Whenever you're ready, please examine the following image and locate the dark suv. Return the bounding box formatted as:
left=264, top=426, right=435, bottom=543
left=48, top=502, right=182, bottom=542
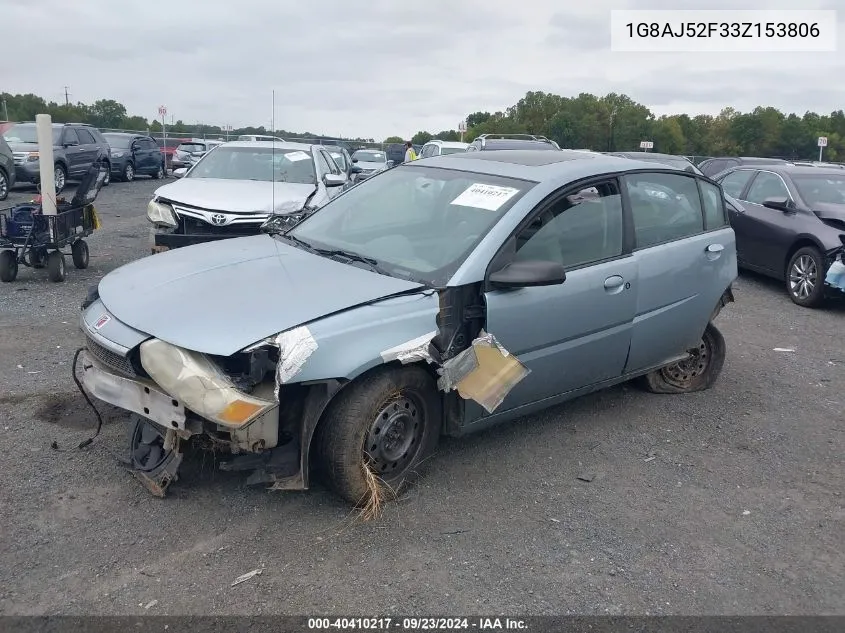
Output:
left=102, top=133, right=165, bottom=182
left=697, top=156, right=790, bottom=178
left=466, top=133, right=561, bottom=152
left=0, top=134, right=14, bottom=201
left=2, top=122, right=111, bottom=193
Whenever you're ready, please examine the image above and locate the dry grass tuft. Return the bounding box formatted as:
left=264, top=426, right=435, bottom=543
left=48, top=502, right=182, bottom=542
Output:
left=355, top=462, right=397, bottom=522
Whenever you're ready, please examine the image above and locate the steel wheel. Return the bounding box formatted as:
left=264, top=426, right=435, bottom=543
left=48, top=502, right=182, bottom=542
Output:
left=365, top=394, right=425, bottom=477
left=660, top=340, right=709, bottom=390
left=789, top=254, right=817, bottom=300
left=54, top=165, right=66, bottom=193
left=0, top=169, right=8, bottom=201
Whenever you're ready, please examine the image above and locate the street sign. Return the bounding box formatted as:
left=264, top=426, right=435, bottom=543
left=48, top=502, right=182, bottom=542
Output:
left=639, top=140, right=654, bottom=149
left=818, top=136, right=828, bottom=147
left=222, top=124, right=233, bottom=131
left=458, top=120, right=467, bottom=133
left=158, top=105, right=167, bottom=117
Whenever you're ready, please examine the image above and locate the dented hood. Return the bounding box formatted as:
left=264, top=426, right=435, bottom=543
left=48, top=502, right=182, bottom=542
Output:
left=154, top=178, right=316, bottom=213
left=97, top=235, right=424, bottom=356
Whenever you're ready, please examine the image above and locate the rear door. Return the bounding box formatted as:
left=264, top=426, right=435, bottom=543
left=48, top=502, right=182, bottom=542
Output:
left=140, top=138, right=160, bottom=173
left=61, top=128, right=85, bottom=177
left=622, top=170, right=736, bottom=373
left=74, top=128, right=99, bottom=174
left=728, top=170, right=795, bottom=275
left=484, top=179, right=638, bottom=411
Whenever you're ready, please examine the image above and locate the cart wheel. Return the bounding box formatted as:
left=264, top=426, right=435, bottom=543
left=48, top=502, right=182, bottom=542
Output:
left=0, top=250, right=18, bottom=282
left=46, top=251, right=66, bottom=282
left=71, top=240, right=90, bottom=269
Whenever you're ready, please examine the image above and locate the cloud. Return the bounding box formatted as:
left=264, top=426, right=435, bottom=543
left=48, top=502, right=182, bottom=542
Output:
left=3, top=0, right=844, bottom=139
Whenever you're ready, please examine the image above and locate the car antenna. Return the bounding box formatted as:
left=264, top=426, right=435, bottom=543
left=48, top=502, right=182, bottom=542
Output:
left=271, top=89, right=276, bottom=213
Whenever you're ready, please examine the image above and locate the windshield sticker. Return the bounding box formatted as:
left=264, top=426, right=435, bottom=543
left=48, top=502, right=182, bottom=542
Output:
left=450, top=183, right=520, bottom=211
left=285, top=151, right=311, bottom=162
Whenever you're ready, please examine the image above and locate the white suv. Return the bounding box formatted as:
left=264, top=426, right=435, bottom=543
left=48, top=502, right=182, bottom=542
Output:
left=418, top=140, right=469, bottom=158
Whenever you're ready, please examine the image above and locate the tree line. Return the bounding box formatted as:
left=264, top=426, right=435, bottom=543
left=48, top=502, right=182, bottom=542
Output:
left=3, top=91, right=843, bottom=160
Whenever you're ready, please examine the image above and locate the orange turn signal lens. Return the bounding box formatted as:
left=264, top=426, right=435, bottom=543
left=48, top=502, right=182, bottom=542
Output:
left=217, top=400, right=265, bottom=425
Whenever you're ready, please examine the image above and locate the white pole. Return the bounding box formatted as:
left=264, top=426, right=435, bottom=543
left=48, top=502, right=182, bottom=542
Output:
left=819, top=145, right=823, bottom=162
left=36, top=114, right=57, bottom=216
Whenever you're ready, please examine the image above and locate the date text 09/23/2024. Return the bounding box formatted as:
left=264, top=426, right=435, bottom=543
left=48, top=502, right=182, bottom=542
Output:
left=307, top=617, right=528, bottom=630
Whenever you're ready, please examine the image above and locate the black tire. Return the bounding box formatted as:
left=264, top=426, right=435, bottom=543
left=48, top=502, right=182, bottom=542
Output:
left=151, top=164, right=164, bottom=180
left=46, top=251, right=66, bottom=282
left=102, top=163, right=111, bottom=186
left=0, top=250, right=18, bottom=282
left=0, top=168, right=9, bottom=201
left=786, top=246, right=826, bottom=308
left=123, top=162, right=135, bottom=182
left=71, top=240, right=89, bottom=269
left=315, top=365, right=442, bottom=505
left=54, top=163, right=67, bottom=194
left=636, top=322, right=726, bottom=394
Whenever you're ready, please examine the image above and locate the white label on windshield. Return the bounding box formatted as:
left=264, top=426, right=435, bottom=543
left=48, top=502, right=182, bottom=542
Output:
left=450, top=183, right=520, bottom=211
left=285, top=151, right=310, bottom=162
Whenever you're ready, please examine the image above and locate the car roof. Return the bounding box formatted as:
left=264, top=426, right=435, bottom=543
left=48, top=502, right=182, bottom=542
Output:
left=426, top=140, right=468, bottom=148
left=104, top=132, right=142, bottom=138
left=723, top=164, right=845, bottom=176
left=216, top=140, right=313, bottom=151
left=415, top=149, right=675, bottom=181
left=612, top=151, right=691, bottom=161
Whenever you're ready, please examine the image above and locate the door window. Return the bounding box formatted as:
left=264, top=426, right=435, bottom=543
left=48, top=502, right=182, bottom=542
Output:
left=314, top=150, right=332, bottom=175
left=744, top=171, right=790, bottom=205
left=719, top=169, right=755, bottom=198
left=321, top=150, right=341, bottom=175
left=75, top=128, right=96, bottom=144
left=699, top=180, right=728, bottom=229
left=624, top=172, right=704, bottom=248
left=513, top=181, right=624, bottom=270
left=62, top=128, right=80, bottom=145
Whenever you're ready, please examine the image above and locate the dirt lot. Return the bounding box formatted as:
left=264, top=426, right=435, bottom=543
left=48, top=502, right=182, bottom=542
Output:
left=0, top=178, right=843, bottom=616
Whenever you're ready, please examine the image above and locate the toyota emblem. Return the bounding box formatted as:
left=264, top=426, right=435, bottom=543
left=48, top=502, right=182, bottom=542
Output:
left=210, top=213, right=227, bottom=226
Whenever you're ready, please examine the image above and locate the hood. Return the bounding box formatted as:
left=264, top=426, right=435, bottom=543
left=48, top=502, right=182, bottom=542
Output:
left=8, top=142, right=44, bottom=153
left=812, top=202, right=845, bottom=223
left=97, top=234, right=424, bottom=356
left=356, top=161, right=386, bottom=170
left=153, top=178, right=317, bottom=213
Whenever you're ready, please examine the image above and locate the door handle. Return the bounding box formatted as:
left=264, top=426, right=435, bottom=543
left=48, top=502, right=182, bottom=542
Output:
left=706, top=244, right=724, bottom=253
left=604, top=275, right=625, bottom=290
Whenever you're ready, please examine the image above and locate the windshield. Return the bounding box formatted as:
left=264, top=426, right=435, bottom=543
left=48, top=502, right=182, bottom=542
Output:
left=352, top=150, right=386, bottom=163
left=287, top=165, right=534, bottom=285
left=187, top=146, right=316, bottom=183
left=103, top=134, right=133, bottom=148
left=441, top=147, right=467, bottom=155
left=178, top=143, right=206, bottom=153
left=791, top=174, right=845, bottom=207
left=3, top=124, right=62, bottom=144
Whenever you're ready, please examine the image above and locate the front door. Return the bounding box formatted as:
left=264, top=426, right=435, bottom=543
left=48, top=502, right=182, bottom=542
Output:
left=622, top=171, right=736, bottom=373
left=484, top=179, right=637, bottom=412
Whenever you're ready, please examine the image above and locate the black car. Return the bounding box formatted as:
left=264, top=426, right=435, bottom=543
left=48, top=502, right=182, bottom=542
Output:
left=714, top=164, right=845, bottom=307
left=102, top=133, right=166, bottom=182
left=698, top=156, right=789, bottom=178
left=609, top=151, right=703, bottom=175
left=466, top=133, right=561, bottom=152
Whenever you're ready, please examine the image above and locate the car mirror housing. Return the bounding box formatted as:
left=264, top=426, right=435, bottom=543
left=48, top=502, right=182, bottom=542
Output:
left=324, top=173, right=347, bottom=187
left=172, top=168, right=187, bottom=179
left=762, top=196, right=794, bottom=212
left=489, top=260, right=567, bottom=289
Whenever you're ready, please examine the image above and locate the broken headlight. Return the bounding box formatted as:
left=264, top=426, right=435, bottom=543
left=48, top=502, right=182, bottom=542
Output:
left=139, top=339, right=276, bottom=428
left=146, top=199, right=178, bottom=228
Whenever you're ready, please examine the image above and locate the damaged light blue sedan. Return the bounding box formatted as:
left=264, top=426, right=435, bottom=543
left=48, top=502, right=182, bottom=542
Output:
left=78, top=149, right=737, bottom=505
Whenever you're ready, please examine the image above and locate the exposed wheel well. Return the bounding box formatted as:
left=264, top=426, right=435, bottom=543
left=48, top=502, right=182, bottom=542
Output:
left=784, top=239, right=822, bottom=277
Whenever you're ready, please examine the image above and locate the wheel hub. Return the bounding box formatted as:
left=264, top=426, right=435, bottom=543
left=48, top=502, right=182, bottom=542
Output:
left=365, top=396, right=422, bottom=475
left=660, top=340, right=709, bottom=389
left=789, top=255, right=817, bottom=299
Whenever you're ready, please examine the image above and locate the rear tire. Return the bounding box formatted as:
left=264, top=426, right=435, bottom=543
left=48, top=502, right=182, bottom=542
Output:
left=0, top=168, right=9, bottom=201
left=102, top=163, right=111, bottom=186
left=71, top=240, right=89, bottom=269
left=636, top=322, right=726, bottom=394
left=151, top=164, right=164, bottom=180
left=315, top=365, right=441, bottom=505
left=786, top=246, right=825, bottom=308
left=0, top=250, right=18, bottom=282
left=46, top=251, right=66, bottom=282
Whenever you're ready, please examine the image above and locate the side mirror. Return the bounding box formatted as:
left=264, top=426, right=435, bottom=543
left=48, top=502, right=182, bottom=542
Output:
left=489, top=260, right=567, bottom=288
left=762, top=197, right=794, bottom=212
left=324, top=173, right=347, bottom=187
left=172, top=168, right=187, bottom=179
left=350, top=165, right=363, bottom=174
left=387, top=160, right=395, bottom=168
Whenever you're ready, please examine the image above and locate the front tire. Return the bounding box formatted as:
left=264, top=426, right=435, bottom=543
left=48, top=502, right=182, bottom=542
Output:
left=54, top=164, right=67, bottom=194
left=786, top=246, right=825, bottom=308
left=0, top=168, right=9, bottom=201
left=315, top=365, right=441, bottom=505
left=46, top=251, right=66, bottom=282
left=123, top=162, right=135, bottom=182
left=102, top=163, right=111, bottom=186
left=637, top=322, right=726, bottom=394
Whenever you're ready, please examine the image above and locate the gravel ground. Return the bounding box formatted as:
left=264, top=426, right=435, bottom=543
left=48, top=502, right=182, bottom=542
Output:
left=0, top=178, right=843, bottom=616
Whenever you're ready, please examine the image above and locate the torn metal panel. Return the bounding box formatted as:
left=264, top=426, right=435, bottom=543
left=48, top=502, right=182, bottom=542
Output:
left=437, top=330, right=530, bottom=414
left=380, top=331, right=437, bottom=364
left=273, top=326, right=319, bottom=397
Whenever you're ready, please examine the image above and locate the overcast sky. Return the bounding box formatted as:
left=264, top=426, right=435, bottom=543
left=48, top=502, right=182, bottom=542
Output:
left=5, top=0, right=843, bottom=139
